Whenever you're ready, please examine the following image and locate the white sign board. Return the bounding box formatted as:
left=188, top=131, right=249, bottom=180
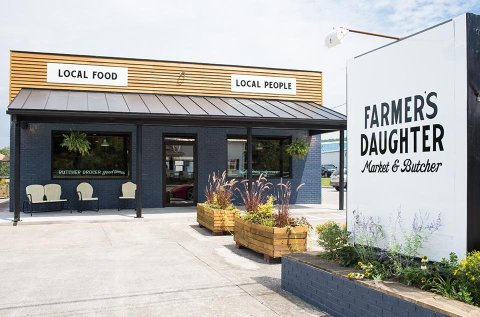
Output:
left=47, top=63, right=128, bottom=86
left=347, top=16, right=468, bottom=261
left=231, top=74, right=296, bottom=95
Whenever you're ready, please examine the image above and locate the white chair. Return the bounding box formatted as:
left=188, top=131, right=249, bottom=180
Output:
left=118, top=181, right=136, bottom=211
left=26, top=185, right=45, bottom=204
left=45, top=184, right=70, bottom=213
left=77, top=182, right=99, bottom=212
left=23, top=185, right=45, bottom=216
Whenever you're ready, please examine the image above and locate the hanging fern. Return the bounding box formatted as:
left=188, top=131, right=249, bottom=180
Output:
left=61, top=131, right=91, bottom=156
left=286, top=138, right=310, bottom=159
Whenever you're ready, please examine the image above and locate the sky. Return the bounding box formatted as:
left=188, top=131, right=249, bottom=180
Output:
left=0, top=0, right=479, bottom=147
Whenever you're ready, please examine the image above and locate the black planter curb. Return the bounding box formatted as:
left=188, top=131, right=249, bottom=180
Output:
left=281, top=253, right=480, bottom=317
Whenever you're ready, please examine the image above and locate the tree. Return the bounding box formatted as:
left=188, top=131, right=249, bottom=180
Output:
left=0, top=147, right=10, bottom=178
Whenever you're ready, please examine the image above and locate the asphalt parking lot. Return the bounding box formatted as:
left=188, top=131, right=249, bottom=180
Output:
left=0, top=192, right=344, bottom=316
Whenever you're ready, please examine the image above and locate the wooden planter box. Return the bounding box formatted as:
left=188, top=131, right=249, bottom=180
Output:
left=234, top=217, right=307, bottom=263
left=196, top=203, right=239, bottom=235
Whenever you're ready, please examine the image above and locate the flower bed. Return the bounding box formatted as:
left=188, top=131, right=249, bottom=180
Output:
left=196, top=203, right=238, bottom=234
left=313, top=213, right=480, bottom=309
left=234, top=217, right=307, bottom=262
left=282, top=253, right=480, bottom=317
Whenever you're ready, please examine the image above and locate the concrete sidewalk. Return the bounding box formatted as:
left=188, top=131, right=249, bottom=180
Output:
left=0, top=201, right=345, bottom=226
left=0, top=205, right=337, bottom=316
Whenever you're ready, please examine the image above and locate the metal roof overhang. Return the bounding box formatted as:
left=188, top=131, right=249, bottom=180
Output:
left=6, top=89, right=347, bottom=131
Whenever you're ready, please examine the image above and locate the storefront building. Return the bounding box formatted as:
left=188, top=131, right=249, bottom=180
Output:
left=6, top=51, right=346, bottom=221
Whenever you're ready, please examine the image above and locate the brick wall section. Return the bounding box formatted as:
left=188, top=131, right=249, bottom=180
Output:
left=282, top=257, right=448, bottom=317
left=10, top=122, right=137, bottom=211
left=10, top=123, right=322, bottom=211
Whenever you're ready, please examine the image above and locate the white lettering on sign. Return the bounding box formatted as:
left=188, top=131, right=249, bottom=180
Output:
left=231, top=74, right=296, bottom=95
left=47, top=63, right=128, bottom=86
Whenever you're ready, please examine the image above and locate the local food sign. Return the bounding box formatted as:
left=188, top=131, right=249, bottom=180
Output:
left=231, top=74, right=296, bottom=95
left=347, top=16, right=468, bottom=261
left=47, top=63, right=128, bottom=86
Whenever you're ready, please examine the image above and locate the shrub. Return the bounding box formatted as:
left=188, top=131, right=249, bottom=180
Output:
left=242, top=195, right=275, bottom=227
left=429, top=276, right=473, bottom=304
left=454, top=251, right=480, bottom=304
left=336, top=245, right=360, bottom=267
left=316, top=221, right=349, bottom=258
left=358, top=261, right=388, bottom=280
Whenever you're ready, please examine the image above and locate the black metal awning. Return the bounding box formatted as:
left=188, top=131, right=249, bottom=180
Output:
left=6, top=89, right=346, bottom=130
left=7, top=88, right=347, bottom=222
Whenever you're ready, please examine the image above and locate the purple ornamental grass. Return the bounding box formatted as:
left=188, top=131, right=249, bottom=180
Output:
left=236, top=174, right=272, bottom=213
left=204, top=171, right=238, bottom=208
left=275, top=180, right=304, bottom=227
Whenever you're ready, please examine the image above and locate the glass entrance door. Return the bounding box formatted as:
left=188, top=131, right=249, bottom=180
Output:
left=164, top=136, right=196, bottom=206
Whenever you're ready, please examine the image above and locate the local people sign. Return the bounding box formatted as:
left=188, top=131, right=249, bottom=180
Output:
left=347, top=15, right=470, bottom=261
left=47, top=63, right=128, bottom=86
left=231, top=74, right=296, bottom=95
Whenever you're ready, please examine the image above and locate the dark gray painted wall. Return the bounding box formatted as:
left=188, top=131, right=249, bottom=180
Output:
left=466, top=13, right=480, bottom=251
left=282, top=256, right=448, bottom=317
left=10, top=122, right=322, bottom=211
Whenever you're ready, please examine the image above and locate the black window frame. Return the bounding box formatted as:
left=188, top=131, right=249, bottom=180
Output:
left=51, top=130, right=132, bottom=180
left=226, top=135, right=292, bottom=179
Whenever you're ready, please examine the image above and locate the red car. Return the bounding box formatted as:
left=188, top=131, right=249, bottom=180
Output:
left=169, top=184, right=194, bottom=200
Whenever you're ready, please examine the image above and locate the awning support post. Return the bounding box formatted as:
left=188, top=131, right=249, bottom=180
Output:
left=13, top=116, right=21, bottom=223
left=135, top=123, right=143, bottom=218
left=247, top=126, right=253, bottom=190
left=339, top=129, right=345, bottom=210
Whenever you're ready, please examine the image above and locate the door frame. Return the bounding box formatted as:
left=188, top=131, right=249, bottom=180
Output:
left=162, top=133, right=198, bottom=207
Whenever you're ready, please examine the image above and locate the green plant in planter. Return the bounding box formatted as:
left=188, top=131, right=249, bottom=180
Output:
left=61, top=131, right=91, bottom=156
left=286, top=138, right=309, bottom=159
left=316, top=221, right=350, bottom=259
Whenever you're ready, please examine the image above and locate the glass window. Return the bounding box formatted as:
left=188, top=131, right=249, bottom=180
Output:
left=52, top=132, right=130, bottom=179
left=227, top=137, right=291, bottom=178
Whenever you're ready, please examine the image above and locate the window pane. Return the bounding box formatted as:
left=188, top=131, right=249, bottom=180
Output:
left=227, top=137, right=291, bottom=178
left=227, top=139, right=246, bottom=177
left=52, top=132, right=130, bottom=179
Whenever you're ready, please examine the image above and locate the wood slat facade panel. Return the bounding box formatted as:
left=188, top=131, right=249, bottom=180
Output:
left=9, top=51, right=323, bottom=104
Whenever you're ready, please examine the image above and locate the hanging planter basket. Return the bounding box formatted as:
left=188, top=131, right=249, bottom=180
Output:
left=61, top=131, right=91, bottom=156
left=286, top=138, right=310, bottom=159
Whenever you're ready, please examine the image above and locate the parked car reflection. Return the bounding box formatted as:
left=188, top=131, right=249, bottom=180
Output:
left=169, top=183, right=194, bottom=201
left=330, top=168, right=347, bottom=191
left=321, top=164, right=337, bottom=177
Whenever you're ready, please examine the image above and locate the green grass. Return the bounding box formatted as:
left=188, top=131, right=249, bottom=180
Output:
left=321, top=178, right=331, bottom=187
